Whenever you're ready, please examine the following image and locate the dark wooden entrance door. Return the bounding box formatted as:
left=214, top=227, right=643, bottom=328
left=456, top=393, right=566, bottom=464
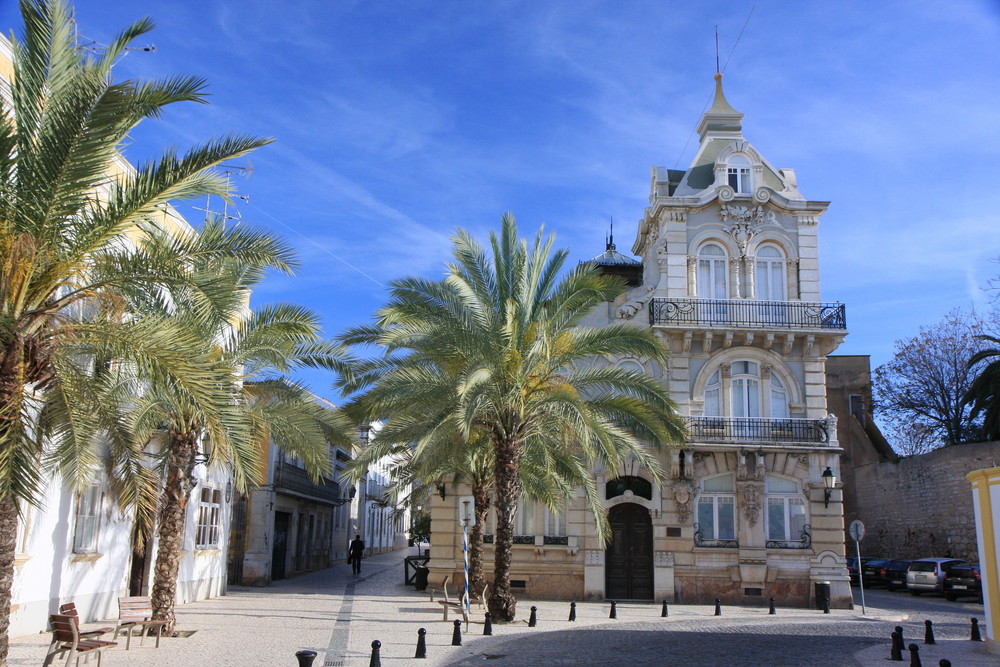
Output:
left=272, top=511, right=291, bottom=581
left=605, top=503, right=654, bottom=600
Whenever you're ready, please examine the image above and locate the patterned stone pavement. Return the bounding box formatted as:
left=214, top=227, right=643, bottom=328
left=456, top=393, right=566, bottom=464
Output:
left=8, top=546, right=995, bottom=666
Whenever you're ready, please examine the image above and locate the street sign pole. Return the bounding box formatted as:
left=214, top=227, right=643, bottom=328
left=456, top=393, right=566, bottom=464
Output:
left=849, top=520, right=866, bottom=615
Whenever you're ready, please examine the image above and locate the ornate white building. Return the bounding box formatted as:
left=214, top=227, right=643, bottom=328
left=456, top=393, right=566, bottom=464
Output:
left=428, top=74, right=851, bottom=608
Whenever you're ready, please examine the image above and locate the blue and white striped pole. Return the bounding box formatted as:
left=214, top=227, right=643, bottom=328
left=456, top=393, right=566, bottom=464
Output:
left=463, top=521, right=470, bottom=630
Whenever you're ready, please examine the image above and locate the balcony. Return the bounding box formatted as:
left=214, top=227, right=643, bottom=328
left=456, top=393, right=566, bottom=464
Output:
left=685, top=417, right=830, bottom=445
left=649, top=298, right=845, bottom=331
left=273, top=460, right=342, bottom=504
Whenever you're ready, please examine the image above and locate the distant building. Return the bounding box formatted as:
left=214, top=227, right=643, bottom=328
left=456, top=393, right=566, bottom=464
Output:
left=428, top=74, right=853, bottom=608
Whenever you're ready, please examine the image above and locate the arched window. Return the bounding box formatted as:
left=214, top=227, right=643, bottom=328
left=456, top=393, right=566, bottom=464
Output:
left=699, top=360, right=794, bottom=419
left=704, top=369, right=722, bottom=416
left=771, top=373, right=789, bottom=419
left=755, top=245, right=786, bottom=300
left=730, top=361, right=760, bottom=418
left=697, top=473, right=735, bottom=541
left=697, top=243, right=728, bottom=299
left=727, top=155, right=752, bottom=194
left=765, top=474, right=807, bottom=542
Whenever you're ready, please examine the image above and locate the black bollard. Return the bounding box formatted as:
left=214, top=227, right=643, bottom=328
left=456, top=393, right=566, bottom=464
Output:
left=483, top=612, right=493, bottom=636
left=661, top=600, right=669, bottom=618
left=528, top=606, right=537, bottom=627
left=939, top=661, right=951, bottom=667
left=890, top=631, right=903, bottom=661
left=415, top=628, right=427, bottom=659
left=452, top=619, right=463, bottom=646
left=822, top=594, right=830, bottom=614
left=971, top=617, right=983, bottom=642
left=369, top=640, right=382, bottom=667
left=609, top=600, right=617, bottom=619
left=295, top=650, right=318, bottom=667
left=924, top=620, right=935, bottom=645
left=908, top=643, right=921, bottom=667
left=568, top=601, right=576, bottom=622
left=768, top=597, right=776, bottom=615
left=896, top=625, right=905, bottom=647
left=714, top=599, right=722, bottom=616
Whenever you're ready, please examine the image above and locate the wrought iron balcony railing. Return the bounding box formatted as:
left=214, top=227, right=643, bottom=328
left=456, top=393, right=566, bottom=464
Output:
left=273, top=460, right=342, bottom=503
left=685, top=417, right=830, bottom=445
left=649, top=298, right=846, bottom=330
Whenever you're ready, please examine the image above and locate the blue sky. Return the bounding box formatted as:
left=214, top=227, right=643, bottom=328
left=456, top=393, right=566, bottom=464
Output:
left=4, top=1, right=1000, bottom=398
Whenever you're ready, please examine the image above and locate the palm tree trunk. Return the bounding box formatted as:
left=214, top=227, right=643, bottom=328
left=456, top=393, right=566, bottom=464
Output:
left=469, top=481, right=490, bottom=597
left=150, top=430, right=199, bottom=635
left=0, top=494, right=18, bottom=667
left=488, top=436, right=520, bottom=622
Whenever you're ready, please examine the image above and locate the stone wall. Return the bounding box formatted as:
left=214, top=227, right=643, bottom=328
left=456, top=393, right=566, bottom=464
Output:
left=852, top=441, right=1000, bottom=562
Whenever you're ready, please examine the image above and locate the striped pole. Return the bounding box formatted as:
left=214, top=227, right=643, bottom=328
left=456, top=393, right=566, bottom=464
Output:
left=463, top=521, right=471, bottom=630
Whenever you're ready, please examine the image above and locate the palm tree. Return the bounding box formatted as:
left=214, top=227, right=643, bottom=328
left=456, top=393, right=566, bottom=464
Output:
left=0, top=1, right=272, bottom=660
left=118, top=227, right=354, bottom=633
left=341, top=213, right=685, bottom=621
left=966, top=335, right=1000, bottom=441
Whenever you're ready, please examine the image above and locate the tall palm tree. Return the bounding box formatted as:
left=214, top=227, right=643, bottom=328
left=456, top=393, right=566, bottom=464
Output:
left=0, top=1, right=272, bottom=660
left=342, top=213, right=685, bottom=621
left=966, top=335, right=1000, bottom=441
left=119, top=226, right=354, bottom=633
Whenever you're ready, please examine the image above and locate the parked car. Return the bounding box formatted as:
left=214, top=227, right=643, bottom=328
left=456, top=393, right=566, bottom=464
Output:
left=944, top=563, right=983, bottom=603
left=860, top=559, right=890, bottom=587
left=906, top=558, right=967, bottom=595
left=846, top=557, right=876, bottom=586
left=883, top=559, right=911, bottom=591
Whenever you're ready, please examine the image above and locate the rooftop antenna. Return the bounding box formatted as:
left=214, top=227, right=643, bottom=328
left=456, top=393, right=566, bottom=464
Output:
left=194, top=161, right=253, bottom=224
left=607, top=218, right=615, bottom=251
left=715, top=25, right=720, bottom=73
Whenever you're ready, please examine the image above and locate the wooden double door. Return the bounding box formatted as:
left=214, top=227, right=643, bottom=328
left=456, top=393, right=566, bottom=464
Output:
left=605, top=503, right=654, bottom=600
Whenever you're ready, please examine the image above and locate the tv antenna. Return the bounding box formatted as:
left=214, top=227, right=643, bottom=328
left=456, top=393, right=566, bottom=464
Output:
left=193, top=161, right=254, bottom=224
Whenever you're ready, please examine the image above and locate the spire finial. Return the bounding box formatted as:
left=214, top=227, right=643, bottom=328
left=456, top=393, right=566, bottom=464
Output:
left=607, top=219, right=615, bottom=251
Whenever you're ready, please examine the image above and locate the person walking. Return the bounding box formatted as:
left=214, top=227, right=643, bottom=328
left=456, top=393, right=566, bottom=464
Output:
left=348, top=535, right=365, bottom=575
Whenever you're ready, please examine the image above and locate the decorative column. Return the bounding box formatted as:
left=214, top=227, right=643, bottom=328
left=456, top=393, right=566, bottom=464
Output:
left=745, top=254, right=756, bottom=299
left=787, top=259, right=800, bottom=300
left=687, top=256, right=697, bottom=297
left=729, top=257, right=741, bottom=299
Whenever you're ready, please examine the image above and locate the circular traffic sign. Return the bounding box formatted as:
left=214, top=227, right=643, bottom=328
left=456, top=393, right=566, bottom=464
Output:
left=848, top=519, right=865, bottom=542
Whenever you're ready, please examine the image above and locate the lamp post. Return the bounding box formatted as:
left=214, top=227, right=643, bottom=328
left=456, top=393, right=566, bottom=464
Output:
left=822, top=466, right=836, bottom=508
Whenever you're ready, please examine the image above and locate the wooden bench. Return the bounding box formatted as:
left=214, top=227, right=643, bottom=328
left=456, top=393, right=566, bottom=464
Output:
left=116, top=596, right=168, bottom=649
left=43, top=613, right=117, bottom=667
left=58, top=602, right=115, bottom=640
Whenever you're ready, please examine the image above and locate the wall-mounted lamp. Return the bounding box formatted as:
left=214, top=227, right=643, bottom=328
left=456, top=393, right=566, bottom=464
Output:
left=331, top=485, right=357, bottom=507
left=435, top=482, right=447, bottom=500
left=225, top=480, right=233, bottom=504
left=822, top=466, right=836, bottom=508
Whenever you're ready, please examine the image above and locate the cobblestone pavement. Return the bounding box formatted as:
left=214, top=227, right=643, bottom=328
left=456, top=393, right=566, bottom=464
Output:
left=7, top=547, right=995, bottom=666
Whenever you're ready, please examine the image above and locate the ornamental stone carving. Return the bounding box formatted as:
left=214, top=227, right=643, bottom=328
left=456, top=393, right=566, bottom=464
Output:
left=740, top=483, right=762, bottom=527
left=753, top=187, right=771, bottom=203
left=654, top=551, right=675, bottom=567
left=616, top=285, right=654, bottom=319
left=673, top=484, right=694, bottom=525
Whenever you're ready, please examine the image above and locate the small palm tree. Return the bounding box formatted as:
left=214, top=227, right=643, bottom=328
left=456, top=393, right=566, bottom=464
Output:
left=0, top=1, right=272, bottom=660
left=966, top=335, right=1000, bottom=441
left=342, top=213, right=685, bottom=621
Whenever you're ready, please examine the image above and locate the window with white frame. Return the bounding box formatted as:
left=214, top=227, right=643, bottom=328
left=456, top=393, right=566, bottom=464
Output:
left=515, top=497, right=535, bottom=537
left=726, top=155, right=752, bottom=194
left=697, top=474, right=735, bottom=540
left=195, top=487, right=223, bottom=549
left=731, top=361, right=761, bottom=418
left=770, top=374, right=789, bottom=419
left=702, top=360, right=790, bottom=419
left=73, top=484, right=103, bottom=553
left=766, top=474, right=806, bottom=542
left=754, top=245, right=786, bottom=300
left=544, top=504, right=567, bottom=537
left=704, top=368, right=722, bottom=417
left=697, top=243, right=729, bottom=299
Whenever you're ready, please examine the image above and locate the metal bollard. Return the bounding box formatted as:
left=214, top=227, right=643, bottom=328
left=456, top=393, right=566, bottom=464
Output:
left=369, top=640, right=382, bottom=667
left=924, top=620, right=935, bottom=645
left=971, top=617, right=983, bottom=642
left=451, top=619, right=463, bottom=646
left=661, top=600, right=668, bottom=618
left=939, top=661, right=951, bottom=667
left=896, top=626, right=905, bottom=646
left=483, top=612, right=493, bottom=636
left=768, top=597, right=776, bottom=615
left=890, top=631, right=903, bottom=661
left=528, top=606, right=537, bottom=627
left=714, top=599, right=721, bottom=616
left=609, top=600, right=617, bottom=619
left=415, top=628, right=427, bottom=659
left=822, top=594, right=830, bottom=614
left=568, top=601, right=576, bottom=622
left=295, top=650, right=318, bottom=667
left=908, top=643, right=921, bottom=667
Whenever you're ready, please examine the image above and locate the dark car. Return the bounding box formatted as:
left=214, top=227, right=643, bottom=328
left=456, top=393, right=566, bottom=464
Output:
left=944, top=563, right=983, bottom=602
left=860, top=559, right=891, bottom=587
left=883, top=559, right=911, bottom=591
left=846, top=556, right=876, bottom=586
